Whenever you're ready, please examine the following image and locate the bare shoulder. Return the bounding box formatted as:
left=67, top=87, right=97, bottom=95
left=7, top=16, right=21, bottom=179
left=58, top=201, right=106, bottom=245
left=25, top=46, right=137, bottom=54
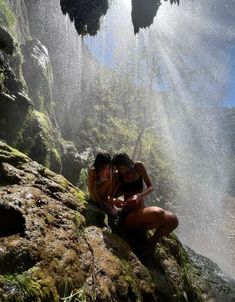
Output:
left=134, top=161, right=147, bottom=173
left=135, top=161, right=152, bottom=186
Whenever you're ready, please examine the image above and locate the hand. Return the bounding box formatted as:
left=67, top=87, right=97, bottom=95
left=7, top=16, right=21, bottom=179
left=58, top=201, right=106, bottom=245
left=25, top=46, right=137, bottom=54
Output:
left=125, top=194, right=143, bottom=210
left=108, top=196, right=125, bottom=208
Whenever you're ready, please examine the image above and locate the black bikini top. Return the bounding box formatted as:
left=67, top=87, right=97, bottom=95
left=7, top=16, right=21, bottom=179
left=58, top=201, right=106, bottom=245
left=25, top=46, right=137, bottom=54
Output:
left=120, top=173, right=143, bottom=193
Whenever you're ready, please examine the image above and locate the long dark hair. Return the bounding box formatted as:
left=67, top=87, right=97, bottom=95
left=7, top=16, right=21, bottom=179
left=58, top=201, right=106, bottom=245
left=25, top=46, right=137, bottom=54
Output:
left=93, top=152, right=111, bottom=172
left=111, top=153, right=134, bottom=168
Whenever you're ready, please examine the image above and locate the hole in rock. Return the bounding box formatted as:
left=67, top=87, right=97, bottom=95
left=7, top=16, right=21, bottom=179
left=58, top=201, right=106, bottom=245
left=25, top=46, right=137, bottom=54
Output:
left=0, top=204, right=26, bottom=237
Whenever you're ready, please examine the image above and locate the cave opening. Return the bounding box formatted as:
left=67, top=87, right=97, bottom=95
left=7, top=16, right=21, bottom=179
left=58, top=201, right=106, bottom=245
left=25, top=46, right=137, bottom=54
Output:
left=0, top=204, right=26, bottom=237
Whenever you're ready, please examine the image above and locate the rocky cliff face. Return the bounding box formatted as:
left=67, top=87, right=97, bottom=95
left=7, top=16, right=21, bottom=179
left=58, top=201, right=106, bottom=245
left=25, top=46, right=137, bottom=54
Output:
left=0, top=140, right=227, bottom=302
left=0, top=0, right=83, bottom=185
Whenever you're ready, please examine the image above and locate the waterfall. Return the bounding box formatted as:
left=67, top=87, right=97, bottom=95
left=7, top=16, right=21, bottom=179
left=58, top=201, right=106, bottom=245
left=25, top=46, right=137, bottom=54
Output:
left=7, top=0, right=234, bottom=278
left=19, top=0, right=84, bottom=133
left=84, top=0, right=235, bottom=277
left=8, top=0, right=30, bottom=43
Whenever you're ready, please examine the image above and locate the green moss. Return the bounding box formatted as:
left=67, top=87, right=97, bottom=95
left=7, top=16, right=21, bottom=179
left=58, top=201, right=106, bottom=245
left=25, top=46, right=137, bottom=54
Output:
left=50, top=147, right=62, bottom=173
left=114, top=260, right=145, bottom=302
left=34, top=111, right=61, bottom=159
left=27, top=110, right=62, bottom=170
left=165, top=236, right=210, bottom=301
left=70, top=187, right=86, bottom=205
left=13, top=106, right=34, bottom=147
left=9, top=49, right=28, bottom=91
left=73, top=212, right=86, bottom=230
left=0, top=92, right=32, bottom=147
left=0, top=267, right=59, bottom=301
left=0, top=67, right=5, bottom=92
left=34, top=111, right=50, bottom=137
left=123, top=274, right=141, bottom=301
left=52, top=174, right=70, bottom=189
left=0, top=0, right=16, bottom=32
left=181, top=263, right=208, bottom=302
left=0, top=140, right=29, bottom=165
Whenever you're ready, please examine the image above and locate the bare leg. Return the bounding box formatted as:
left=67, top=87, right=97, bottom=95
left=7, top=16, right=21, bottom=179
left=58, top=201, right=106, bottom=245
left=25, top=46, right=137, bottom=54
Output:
left=146, top=211, right=179, bottom=247
left=124, top=207, right=179, bottom=247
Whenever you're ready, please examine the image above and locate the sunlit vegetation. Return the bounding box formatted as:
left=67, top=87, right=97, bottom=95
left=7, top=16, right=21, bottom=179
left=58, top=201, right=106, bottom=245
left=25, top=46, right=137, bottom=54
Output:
left=0, top=0, right=16, bottom=31
left=61, top=65, right=175, bottom=203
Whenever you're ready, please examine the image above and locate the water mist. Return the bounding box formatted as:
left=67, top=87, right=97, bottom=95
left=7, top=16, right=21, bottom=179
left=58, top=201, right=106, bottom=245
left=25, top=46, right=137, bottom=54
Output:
left=85, top=0, right=235, bottom=278
left=14, top=0, right=234, bottom=278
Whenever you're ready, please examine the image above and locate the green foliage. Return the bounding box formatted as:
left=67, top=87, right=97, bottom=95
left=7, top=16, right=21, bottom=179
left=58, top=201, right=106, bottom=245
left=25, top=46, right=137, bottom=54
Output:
left=65, top=66, right=173, bottom=203
left=61, top=289, right=87, bottom=302
left=0, top=268, right=58, bottom=301
left=0, top=67, right=5, bottom=92
left=61, top=279, right=88, bottom=302
left=0, top=0, right=16, bottom=33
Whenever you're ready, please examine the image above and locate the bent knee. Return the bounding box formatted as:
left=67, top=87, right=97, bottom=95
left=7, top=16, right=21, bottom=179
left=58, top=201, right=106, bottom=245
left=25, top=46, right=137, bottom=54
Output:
left=150, top=207, right=166, bottom=222
left=169, top=213, right=179, bottom=229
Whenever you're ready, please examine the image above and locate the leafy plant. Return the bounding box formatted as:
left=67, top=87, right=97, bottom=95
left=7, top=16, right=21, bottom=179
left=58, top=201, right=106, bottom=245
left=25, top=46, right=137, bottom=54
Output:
left=61, top=289, right=87, bottom=302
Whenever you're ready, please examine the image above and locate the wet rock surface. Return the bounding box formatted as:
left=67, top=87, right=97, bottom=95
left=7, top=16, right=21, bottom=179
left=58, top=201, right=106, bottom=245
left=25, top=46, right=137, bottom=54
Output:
left=0, top=24, right=15, bottom=55
left=61, top=141, right=83, bottom=185
left=0, top=44, right=33, bottom=146
left=185, top=246, right=235, bottom=302
left=0, top=140, right=234, bottom=301
left=21, top=38, right=53, bottom=110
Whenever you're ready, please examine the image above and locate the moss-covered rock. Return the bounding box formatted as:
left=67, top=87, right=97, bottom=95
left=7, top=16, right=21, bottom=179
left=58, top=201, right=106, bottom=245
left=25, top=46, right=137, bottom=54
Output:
left=0, top=0, right=16, bottom=34
left=12, top=109, right=64, bottom=175
left=0, top=4, right=65, bottom=177
left=1, top=141, right=233, bottom=302
left=61, top=141, right=83, bottom=185
left=0, top=268, right=59, bottom=302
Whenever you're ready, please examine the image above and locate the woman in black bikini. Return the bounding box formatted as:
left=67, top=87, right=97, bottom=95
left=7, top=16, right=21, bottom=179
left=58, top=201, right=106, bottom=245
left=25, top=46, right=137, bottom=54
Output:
left=111, top=153, right=179, bottom=247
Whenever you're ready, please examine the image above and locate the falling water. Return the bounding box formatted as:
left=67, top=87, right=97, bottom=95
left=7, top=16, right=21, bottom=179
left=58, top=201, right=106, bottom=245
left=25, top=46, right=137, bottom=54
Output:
left=11, top=0, right=235, bottom=278
left=84, top=0, right=235, bottom=277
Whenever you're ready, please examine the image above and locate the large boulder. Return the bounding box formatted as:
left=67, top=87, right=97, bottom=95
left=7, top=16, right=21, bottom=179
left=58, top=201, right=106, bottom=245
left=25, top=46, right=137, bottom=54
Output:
left=61, top=141, right=83, bottom=185
left=1, top=140, right=232, bottom=302
left=0, top=24, right=15, bottom=55
left=0, top=50, right=33, bottom=145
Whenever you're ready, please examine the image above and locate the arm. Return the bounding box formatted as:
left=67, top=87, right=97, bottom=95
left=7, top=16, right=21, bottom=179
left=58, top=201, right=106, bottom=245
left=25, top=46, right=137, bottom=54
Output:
left=87, top=168, right=103, bottom=203
left=135, top=161, right=154, bottom=199
left=125, top=162, right=154, bottom=209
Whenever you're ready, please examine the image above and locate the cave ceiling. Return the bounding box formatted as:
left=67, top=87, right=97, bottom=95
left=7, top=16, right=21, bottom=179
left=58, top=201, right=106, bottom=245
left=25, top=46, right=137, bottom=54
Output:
left=60, top=0, right=179, bottom=36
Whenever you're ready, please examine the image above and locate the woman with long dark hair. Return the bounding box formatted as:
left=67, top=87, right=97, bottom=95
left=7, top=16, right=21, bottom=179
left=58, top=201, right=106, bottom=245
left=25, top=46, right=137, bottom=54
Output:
left=111, top=152, right=179, bottom=247
left=88, top=152, right=117, bottom=214
left=88, top=152, right=112, bottom=204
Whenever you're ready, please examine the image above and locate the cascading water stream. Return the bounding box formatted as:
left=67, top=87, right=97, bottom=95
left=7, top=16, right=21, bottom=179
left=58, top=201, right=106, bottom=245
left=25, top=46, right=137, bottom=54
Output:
left=11, top=0, right=234, bottom=279
left=84, top=0, right=235, bottom=278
